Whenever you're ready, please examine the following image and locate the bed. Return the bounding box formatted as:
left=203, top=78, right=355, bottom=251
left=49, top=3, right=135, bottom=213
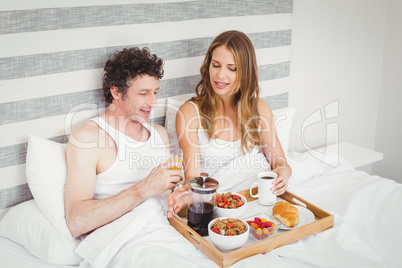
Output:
left=1, top=1, right=401, bottom=267
left=0, top=147, right=401, bottom=268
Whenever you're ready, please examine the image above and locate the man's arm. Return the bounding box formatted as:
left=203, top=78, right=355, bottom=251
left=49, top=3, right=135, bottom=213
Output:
left=64, top=124, right=182, bottom=237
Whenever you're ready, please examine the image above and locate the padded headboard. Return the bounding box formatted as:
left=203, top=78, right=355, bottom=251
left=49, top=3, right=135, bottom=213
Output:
left=0, top=0, right=293, bottom=218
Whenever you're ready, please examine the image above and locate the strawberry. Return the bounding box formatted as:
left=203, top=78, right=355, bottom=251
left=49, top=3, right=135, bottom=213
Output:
left=222, top=196, right=227, bottom=203
left=211, top=227, right=220, bottom=234
left=226, top=223, right=234, bottom=228
left=236, top=201, right=244, bottom=207
left=227, top=233, right=233, bottom=236
left=218, top=202, right=225, bottom=207
left=246, top=220, right=253, bottom=225
left=232, top=195, right=241, bottom=200
left=216, top=196, right=222, bottom=202
left=250, top=222, right=259, bottom=229
left=223, top=202, right=230, bottom=208
left=254, top=217, right=261, bottom=223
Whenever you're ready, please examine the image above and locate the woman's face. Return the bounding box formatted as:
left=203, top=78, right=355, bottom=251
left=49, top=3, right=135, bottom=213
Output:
left=209, top=45, right=237, bottom=98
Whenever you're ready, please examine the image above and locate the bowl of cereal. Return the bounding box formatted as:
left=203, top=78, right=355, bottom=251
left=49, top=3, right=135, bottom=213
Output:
left=214, top=192, right=247, bottom=218
left=208, top=217, right=250, bottom=252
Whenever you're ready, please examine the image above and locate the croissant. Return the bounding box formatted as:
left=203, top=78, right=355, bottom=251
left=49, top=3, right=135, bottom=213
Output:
left=272, top=201, right=299, bottom=227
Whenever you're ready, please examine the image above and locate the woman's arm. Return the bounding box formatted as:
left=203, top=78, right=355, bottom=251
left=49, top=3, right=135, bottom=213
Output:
left=176, top=102, right=202, bottom=184
left=167, top=102, right=202, bottom=218
left=258, top=99, right=292, bottom=195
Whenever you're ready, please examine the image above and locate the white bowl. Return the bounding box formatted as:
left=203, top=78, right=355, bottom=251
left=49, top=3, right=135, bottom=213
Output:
left=208, top=217, right=250, bottom=252
left=214, top=192, right=247, bottom=218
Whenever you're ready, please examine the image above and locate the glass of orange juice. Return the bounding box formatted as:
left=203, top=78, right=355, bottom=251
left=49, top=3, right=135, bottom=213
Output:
left=168, top=148, right=184, bottom=185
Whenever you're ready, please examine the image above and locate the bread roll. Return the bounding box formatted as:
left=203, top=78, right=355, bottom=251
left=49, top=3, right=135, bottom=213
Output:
left=272, top=201, right=299, bottom=228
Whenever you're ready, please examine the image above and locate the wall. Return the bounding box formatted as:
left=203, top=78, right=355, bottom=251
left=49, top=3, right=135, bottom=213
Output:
left=372, top=0, right=402, bottom=183
left=289, top=0, right=387, bottom=173
left=0, top=0, right=293, bottom=217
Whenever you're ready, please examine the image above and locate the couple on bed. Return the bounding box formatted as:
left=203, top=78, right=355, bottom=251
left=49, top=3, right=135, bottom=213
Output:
left=64, top=30, right=292, bottom=238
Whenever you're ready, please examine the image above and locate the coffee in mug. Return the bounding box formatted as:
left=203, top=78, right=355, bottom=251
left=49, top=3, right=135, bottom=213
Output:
left=250, top=171, right=278, bottom=206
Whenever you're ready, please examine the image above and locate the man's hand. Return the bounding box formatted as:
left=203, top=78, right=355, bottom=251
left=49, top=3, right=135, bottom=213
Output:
left=141, top=160, right=183, bottom=199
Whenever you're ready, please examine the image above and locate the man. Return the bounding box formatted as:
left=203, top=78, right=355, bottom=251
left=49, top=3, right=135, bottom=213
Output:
left=64, top=47, right=182, bottom=238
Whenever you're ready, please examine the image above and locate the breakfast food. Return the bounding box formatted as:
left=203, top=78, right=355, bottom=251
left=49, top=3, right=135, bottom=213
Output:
left=247, top=217, right=277, bottom=240
left=272, top=201, right=299, bottom=228
left=215, top=192, right=244, bottom=209
left=210, top=218, right=247, bottom=236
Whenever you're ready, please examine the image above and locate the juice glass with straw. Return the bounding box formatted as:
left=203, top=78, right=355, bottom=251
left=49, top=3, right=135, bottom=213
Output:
left=168, top=148, right=184, bottom=186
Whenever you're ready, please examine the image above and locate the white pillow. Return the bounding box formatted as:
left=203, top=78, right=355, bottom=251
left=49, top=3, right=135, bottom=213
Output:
left=165, top=98, right=185, bottom=151
left=272, top=106, right=296, bottom=154
left=0, top=200, right=82, bottom=265
left=25, top=135, right=73, bottom=240
left=164, top=98, right=295, bottom=154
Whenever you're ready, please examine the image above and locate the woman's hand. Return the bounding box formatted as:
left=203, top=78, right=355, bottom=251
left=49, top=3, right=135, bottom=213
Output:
left=167, top=184, right=190, bottom=218
left=270, top=166, right=291, bottom=196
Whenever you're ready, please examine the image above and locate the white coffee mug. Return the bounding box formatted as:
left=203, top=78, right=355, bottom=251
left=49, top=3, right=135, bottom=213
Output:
left=250, top=171, right=278, bottom=206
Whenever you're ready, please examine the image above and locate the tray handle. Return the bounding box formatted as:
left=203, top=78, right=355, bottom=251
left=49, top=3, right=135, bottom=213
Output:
left=279, top=191, right=332, bottom=219
left=184, top=229, right=201, bottom=245
left=289, top=197, right=307, bottom=208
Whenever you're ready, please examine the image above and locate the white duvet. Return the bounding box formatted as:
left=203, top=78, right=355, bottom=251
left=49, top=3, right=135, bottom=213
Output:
left=1, top=151, right=401, bottom=268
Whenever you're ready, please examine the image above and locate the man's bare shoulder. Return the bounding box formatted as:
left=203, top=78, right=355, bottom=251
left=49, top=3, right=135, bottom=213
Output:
left=150, top=123, right=167, bottom=133
left=68, top=120, right=103, bottom=150
left=149, top=123, right=169, bottom=147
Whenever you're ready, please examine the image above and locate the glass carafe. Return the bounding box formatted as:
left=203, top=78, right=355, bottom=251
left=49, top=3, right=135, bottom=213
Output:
left=173, top=175, right=219, bottom=236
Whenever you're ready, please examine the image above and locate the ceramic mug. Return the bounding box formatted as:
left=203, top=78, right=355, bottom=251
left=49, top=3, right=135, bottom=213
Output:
left=250, top=171, right=278, bottom=206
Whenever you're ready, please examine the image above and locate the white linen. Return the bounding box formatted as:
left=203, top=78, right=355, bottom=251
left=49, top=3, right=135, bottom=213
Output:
left=0, top=236, right=75, bottom=268
left=1, top=150, right=401, bottom=267
left=0, top=200, right=82, bottom=265
left=212, top=151, right=271, bottom=193
left=25, top=135, right=73, bottom=240
left=76, top=191, right=216, bottom=268
left=76, top=193, right=169, bottom=268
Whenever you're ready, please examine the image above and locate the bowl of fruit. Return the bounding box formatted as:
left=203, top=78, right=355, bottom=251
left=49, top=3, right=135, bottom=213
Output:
left=246, top=214, right=281, bottom=241
left=214, top=192, right=247, bottom=218
left=208, top=217, right=250, bottom=252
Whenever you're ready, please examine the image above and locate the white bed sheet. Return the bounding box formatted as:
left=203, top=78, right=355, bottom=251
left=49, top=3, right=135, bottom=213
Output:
left=0, top=151, right=401, bottom=268
left=0, top=236, right=75, bottom=268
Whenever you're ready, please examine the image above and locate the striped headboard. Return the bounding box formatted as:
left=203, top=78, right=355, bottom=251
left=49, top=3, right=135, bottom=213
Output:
left=0, top=0, right=293, bottom=219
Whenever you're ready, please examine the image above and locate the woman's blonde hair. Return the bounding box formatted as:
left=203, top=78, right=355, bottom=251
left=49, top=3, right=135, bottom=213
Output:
left=190, top=30, right=261, bottom=153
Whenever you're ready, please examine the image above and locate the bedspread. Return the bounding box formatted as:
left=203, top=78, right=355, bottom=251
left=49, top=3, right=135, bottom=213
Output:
left=0, top=151, right=401, bottom=268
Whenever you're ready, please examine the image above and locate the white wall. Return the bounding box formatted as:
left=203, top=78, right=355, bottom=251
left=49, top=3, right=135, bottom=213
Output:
left=289, top=0, right=388, bottom=173
left=372, top=0, right=402, bottom=183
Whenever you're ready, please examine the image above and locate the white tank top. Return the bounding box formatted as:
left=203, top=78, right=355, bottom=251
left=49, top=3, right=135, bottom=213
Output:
left=188, top=102, right=259, bottom=176
left=90, top=117, right=168, bottom=199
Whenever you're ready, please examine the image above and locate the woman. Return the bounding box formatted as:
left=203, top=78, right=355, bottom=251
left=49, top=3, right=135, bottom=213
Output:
left=167, top=31, right=291, bottom=216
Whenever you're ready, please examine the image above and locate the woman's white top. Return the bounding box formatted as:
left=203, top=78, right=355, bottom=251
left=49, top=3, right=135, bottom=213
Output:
left=90, top=117, right=168, bottom=199
left=188, top=101, right=260, bottom=177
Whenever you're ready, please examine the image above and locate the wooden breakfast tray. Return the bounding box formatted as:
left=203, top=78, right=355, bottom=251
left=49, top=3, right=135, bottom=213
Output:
left=168, top=188, right=334, bottom=268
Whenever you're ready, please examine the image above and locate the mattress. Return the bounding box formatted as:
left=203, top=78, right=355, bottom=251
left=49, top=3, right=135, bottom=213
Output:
left=0, top=151, right=400, bottom=268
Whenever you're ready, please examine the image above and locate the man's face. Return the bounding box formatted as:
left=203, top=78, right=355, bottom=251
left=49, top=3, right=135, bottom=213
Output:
left=117, top=74, right=159, bottom=123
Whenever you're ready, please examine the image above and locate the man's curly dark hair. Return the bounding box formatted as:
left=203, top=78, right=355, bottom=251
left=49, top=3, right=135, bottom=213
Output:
left=102, top=47, right=164, bottom=103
